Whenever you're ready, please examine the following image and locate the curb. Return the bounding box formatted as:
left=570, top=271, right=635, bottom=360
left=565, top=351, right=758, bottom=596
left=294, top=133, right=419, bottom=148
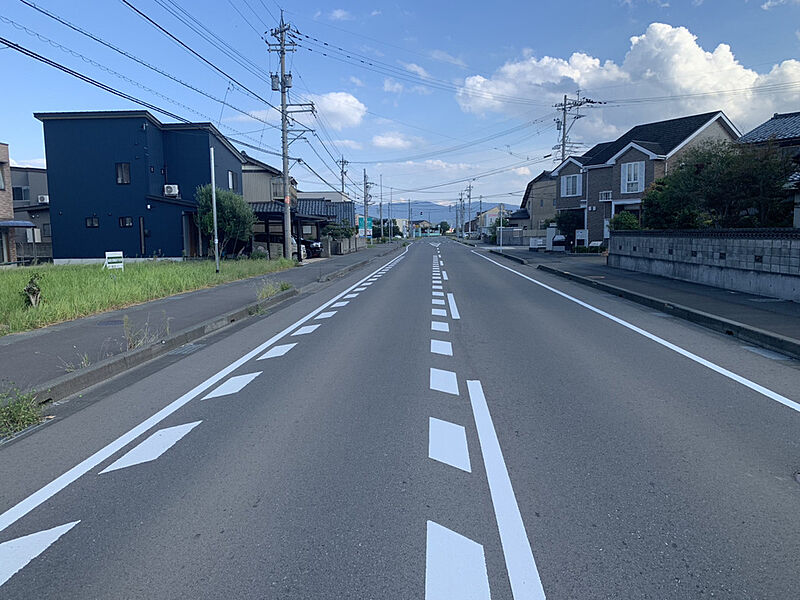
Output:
left=32, top=287, right=298, bottom=404
left=536, top=264, right=800, bottom=361
left=454, top=239, right=477, bottom=247
left=488, top=249, right=528, bottom=264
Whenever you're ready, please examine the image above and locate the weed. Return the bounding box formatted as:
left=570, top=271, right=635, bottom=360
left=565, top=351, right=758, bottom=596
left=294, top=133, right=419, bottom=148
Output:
left=257, top=281, right=292, bottom=301
left=59, top=346, right=92, bottom=373
left=123, top=312, right=172, bottom=351
left=0, top=387, right=42, bottom=438
left=23, top=272, right=43, bottom=308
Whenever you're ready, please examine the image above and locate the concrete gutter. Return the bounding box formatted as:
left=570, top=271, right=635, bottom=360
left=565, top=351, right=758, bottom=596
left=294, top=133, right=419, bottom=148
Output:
left=32, top=244, right=405, bottom=404
left=537, top=264, right=800, bottom=361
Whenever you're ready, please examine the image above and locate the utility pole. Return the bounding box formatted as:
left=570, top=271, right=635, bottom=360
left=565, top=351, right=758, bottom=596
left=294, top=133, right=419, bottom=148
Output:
left=389, top=188, right=392, bottom=239
left=499, top=202, right=504, bottom=250
left=363, top=169, right=371, bottom=243
left=457, top=192, right=462, bottom=238
left=269, top=12, right=314, bottom=261
left=338, top=156, right=348, bottom=194
left=379, top=174, right=384, bottom=239
left=553, top=92, right=605, bottom=162
left=209, top=146, right=220, bottom=273
left=479, top=195, right=483, bottom=238
left=407, top=198, right=412, bottom=238
left=466, top=182, right=472, bottom=238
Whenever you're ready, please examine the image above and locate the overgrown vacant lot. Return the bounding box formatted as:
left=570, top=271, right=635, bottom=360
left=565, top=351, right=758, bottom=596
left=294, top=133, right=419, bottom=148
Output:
left=0, top=258, right=295, bottom=336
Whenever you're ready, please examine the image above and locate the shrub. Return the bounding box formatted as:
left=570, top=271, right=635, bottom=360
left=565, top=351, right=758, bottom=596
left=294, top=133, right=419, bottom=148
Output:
left=0, top=387, right=41, bottom=437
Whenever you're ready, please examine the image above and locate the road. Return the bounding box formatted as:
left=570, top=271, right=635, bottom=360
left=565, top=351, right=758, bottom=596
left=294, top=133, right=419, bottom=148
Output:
left=1, top=238, right=799, bottom=599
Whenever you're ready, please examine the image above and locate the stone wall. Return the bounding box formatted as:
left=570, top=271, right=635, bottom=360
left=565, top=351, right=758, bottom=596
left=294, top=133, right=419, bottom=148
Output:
left=608, top=229, right=800, bottom=301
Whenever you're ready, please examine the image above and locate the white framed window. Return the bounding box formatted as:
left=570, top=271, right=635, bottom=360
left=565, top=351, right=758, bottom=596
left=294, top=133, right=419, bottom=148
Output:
left=621, top=161, right=644, bottom=194
left=227, top=170, right=238, bottom=191
left=599, top=190, right=612, bottom=201
left=560, top=173, right=582, bottom=197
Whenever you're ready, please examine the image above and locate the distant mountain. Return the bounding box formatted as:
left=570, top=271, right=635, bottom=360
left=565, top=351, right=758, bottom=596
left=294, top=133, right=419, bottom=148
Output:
left=366, top=200, right=507, bottom=225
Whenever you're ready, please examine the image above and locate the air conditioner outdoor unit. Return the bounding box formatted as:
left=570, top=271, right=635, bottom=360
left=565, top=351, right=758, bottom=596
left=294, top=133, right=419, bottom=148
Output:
left=163, top=184, right=179, bottom=197
left=37, top=194, right=49, bottom=204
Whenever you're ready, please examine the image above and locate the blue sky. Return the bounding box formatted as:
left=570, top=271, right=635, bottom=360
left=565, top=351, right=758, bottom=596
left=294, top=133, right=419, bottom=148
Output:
left=2, top=0, right=799, bottom=207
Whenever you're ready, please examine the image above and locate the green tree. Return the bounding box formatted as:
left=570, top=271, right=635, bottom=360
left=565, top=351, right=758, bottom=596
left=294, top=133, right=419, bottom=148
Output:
left=438, top=220, right=450, bottom=234
left=609, top=211, right=640, bottom=230
left=555, top=210, right=583, bottom=246
left=488, top=215, right=509, bottom=244
left=195, top=184, right=256, bottom=255
left=322, top=221, right=355, bottom=239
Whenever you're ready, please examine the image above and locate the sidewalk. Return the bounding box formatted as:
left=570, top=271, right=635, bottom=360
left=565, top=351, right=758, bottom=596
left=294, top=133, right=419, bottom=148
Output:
left=483, top=247, right=800, bottom=360
left=0, top=244, right=403, bottom=400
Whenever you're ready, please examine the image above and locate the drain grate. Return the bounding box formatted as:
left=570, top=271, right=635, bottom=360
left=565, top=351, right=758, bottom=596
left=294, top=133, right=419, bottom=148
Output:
left=167, top=343, right=205, bottom=356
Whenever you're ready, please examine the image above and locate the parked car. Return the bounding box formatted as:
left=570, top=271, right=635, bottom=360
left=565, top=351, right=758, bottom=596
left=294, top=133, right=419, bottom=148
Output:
left=299, top=238, right=322, bottom=258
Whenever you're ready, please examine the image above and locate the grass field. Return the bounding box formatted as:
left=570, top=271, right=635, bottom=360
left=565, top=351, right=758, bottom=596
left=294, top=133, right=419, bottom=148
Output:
left=0, top=258, right=295, bottom=336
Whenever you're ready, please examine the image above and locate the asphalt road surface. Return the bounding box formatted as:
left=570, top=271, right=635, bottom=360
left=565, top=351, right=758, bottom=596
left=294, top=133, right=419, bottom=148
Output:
left=1, top=238, right=799, bottom=599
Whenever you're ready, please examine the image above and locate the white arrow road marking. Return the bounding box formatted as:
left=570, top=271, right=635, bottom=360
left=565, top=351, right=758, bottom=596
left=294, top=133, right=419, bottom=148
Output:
left=291, top=324, right=321, bottom=336
left=331, top=301, right=349, bottom=308
left=100, top=421, right=202, bottom=474
left=431, top=321, right=449, bottom=332
left=446, top=293, right=460, bottom=320
left=425, top=521, right=490, bottom=600
left=430, top=339, right=453, bottom=356
left=431, top=308, right=447, bottom=317
left=257, top=343, right=297, bottom=360
left=315, top=311, right=337, bottom=320
left=202, top=373, right=262, bottom=399
left=442, top=271, right=448, bottom=280
left=430, top=368, right=459, bottom=395
left=0, top=521, right=80, bottom=587
left=467, top=380, right=546, bottom=599
left=428, top=418, right=470, bottom=472
left=432, top=299, right=446, bottom=306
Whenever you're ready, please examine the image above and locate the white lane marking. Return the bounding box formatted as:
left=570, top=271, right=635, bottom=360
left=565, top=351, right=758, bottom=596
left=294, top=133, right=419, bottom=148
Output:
left=432, top=308, right=448, bottom=317
left=432, top=299, right=446, bottom=306
left=363, top=282, right=374, bottom=286
left=430, top=339, right=453, bottom=356
left=291, top=324, right=321, bottom=336
left=100, top=421, right=202, bottom=473
left=331, top=301, right=349, bottom=308
left=355, top=287, right=368, bottom=291
left=344, top=293, right=359, bottom=299
left=430, top=368, right=459, bottom=395
left=257, top=343, right=297, bottom=360
left=425, top=521, right=490, bottom=600
left=472, top=251, right=800, bottom=413
left=0, top=249, right=411, bottom=533
left=432, top=285, right=443, bottom=290
left=442, top=271, right=448, bottom=280
left=431, top=321, right=449, bottom=332
left=0, top=521, right=80, bottom=587
left=315, top=311, right=337, bottom=320
left=428, top=417, right=471, bottom=472
left=446, top=293, right=461, bottom=320
left=433, top=291, right=445, bottom=297
left=439, top=261, right=444, bottom=265
left=467, top=380, right=546, bottom=599
left=203, top=372, right=262, bottom=399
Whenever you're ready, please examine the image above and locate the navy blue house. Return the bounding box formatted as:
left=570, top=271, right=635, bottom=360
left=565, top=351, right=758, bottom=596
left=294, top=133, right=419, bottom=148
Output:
left=34, top=111, right=244, bottom=261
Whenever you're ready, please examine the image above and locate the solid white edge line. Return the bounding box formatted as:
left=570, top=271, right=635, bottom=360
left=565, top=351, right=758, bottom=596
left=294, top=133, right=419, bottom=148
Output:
left=471, top=250, right=800, bottom=413
left=467, top=380, right=546, bottom=599
left=0, top=247, right=411, bottom=534
left=446, top=293, right=460, bottom=320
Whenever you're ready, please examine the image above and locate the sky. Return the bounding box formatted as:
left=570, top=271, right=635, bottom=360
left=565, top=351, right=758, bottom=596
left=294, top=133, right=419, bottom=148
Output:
left=2, top=0, right=800, bottom=212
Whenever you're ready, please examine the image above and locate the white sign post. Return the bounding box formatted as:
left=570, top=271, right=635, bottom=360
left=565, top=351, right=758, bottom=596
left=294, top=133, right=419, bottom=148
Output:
left=103, top=251, right=124, bottom=270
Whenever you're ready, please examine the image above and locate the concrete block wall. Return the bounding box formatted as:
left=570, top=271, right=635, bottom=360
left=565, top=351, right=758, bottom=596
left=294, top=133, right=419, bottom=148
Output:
left=608, top=230, right=800, bottom=301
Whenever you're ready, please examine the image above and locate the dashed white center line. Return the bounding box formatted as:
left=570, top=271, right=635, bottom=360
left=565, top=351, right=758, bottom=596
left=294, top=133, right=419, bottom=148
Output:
left=432, top=285, right=443, bottom=290
left=431, top=321, right=449, bottom=332
left=315, top=311, right=337, bottom=319
left=430, top=368, right=459, bottom=395
left=257, top=343, right=297, bottom=360
left=430, top=339, right=453, bottom=356
left=291, top=324, right=321, bottom=336
left=100, top=421, right=202, bottom=473
left=425, top=521, right=490, bottom=600
left=203, top=372, right=262, bottom=399
left=432, top=299, right=446, bottom=306
left=431, top=308, right=447, bottom=317
left=433, top=291, right=444, bottom=297
left=467, top=380, right=546, bottom=599
left=446, top=293, right=460, bottom=320
left=428, top=417, right=470, bottom=472
left=0, top=521, right=81, bottom=587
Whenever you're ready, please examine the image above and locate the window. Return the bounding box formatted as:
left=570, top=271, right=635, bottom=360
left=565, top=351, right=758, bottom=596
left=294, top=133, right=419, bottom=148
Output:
left=0, top=169, right=4, bottom=190
left=116, top=162, right=131, bottom=184
left=119, top=216, right=133, bottom=228
left=539, top=198, right=544, bottom=208
left=42, top=223, right=51, bottom=237
left=560, top=174, right=581, bottom=197
left=599, top=190, right=612, bottom=201
left=621, top=161, right=644, bottom=194
left=227, top=170, right=238, bottom=191
left=12, top=186, right=30, bottom=202
left=85, top=217, right=99, bottom=228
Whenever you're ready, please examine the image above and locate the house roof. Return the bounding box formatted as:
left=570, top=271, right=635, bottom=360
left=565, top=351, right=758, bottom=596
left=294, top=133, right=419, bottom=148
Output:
left=509, top=208, right=529, bottom=220
left=249, top=201, right=287, bottom=213
left=581, top=111, right=729, bottom=166
left=297, top=199, right=337, bottom=217
left=739, top=112, right=800, bottom=144
left=521, top=170, right=553, bottom=207
left=241, top=152, right=281, bottom=175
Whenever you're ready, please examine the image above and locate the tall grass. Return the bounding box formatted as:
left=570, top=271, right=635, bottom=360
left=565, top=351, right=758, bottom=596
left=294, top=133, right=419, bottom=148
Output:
left=0, top=258, right=295, bottom=336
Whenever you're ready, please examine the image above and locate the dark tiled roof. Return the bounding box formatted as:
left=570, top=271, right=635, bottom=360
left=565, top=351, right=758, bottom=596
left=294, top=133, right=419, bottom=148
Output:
left=739, top=112, right=800, bottom=143
left=581, top=141, right=615, bottom=162
left=631, top=140, right=665, bottom=155
left=329, top=201, right=355, bottom=226
left=509, top=208, right=529, bottom=220
left=581, top=111, right=721, bottom=166
left=249, top=201, right=286, bottom=213
left=297, top=199, right=337, bottom=217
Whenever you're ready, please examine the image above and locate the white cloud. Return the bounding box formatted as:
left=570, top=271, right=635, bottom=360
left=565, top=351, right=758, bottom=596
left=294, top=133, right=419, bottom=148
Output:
left=10, top=157, right=46, bottom=168
left=383, top=78, right=404, bottom=94
left=512, top=167, right=531, bottom=176
left=371, top=9, right=381, bottom=16
left=307, top=92, right=367, bottom=130
left=333, top=139, right=363, bottom=150
left=457, top=22, right=800, bottom=137
left=430, top=49, right=467, bottom=67
left=349, top=76, right=365, bottom=87
left=329, top=9, right=352, bottom=20
left=402, top=62, right=430, bottom=79
left=373, top=132, right=415, bottom=149
left=761, top=0, right=799, bottom=8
